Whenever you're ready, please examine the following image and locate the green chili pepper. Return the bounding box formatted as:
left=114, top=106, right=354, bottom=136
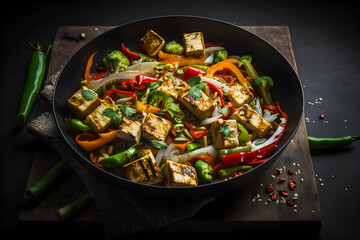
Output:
left=173, top=123, right=185, bottom=132
left=26, top=161, right=67, bottom=200
left=183, top=128, right=194, bottom=139
left=186, top=142, right=201, bottom=152
left=70, top=118, right=92, bottom=132
left=174, top=132, right=189, bottom=142
left=17, top=42, right=53, bottom=125
left=103, top=146, right=138, bottom=168
left=219, top=145, right=251, bottom=159
left=218, top=165, right=252, bottom=178
left=237, top=123, right=249, bottom=143
left=308, top=135, right=360, bottom=149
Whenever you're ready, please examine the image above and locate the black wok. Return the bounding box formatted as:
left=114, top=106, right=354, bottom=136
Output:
left=53, top=16, right=303, bottom=198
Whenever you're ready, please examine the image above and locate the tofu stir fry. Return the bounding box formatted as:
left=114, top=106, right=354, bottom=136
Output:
left=67, top=30, right=288, bottom=187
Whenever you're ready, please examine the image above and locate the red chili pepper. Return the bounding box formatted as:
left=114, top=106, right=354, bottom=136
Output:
left=204, top=42, right=227, bottom=48
left=135, top=74, right=158, bottom=85
left=120, top=43, right=139, bottom=60
left=271, top=193, right=278, bottom=201
left=206, top=81, right=226, bottom=107
left=183, top=119, right=208, bottom=139
left=279, top=190, right=289, bottom=197
left=286, top=199, right=296, bottom=206
left=266, top=183, right=275, bottom=193
left=121, top=78, right=145, bottom=91
left=278, top=178, right=286, bottom=183
left=289, top=180, right=296, bottom=190
left=288, top=169, right=294, bottom=175
left=182, top=66, right=206, bottom=81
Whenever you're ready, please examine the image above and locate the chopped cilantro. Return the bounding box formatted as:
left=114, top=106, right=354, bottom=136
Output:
left=220, top=124, right=231, bottom=137
left=102, top=108, right=122, bottom=126
left=150, top=140, right=168, bottom=149
left=121, top=105, right=137, bottom=117
left=217, top=106, right=229, bottom=115
left=188, top=82, right=207, bottom=100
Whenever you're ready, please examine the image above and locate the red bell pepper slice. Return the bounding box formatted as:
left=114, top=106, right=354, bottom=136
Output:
left=121, top=78, right=145, bottom=91
left=135, top=74, right=158, bottom=85
left=182, top=67, right=206, bottom=81
left=101, top=88, right=137, bottom=104
left=204, top=42, right=227, bottom=48
left=90, top=71, right=106, bottom=80
left=206, top=81, right=226, bottom=108
left=120, top=43, right=140, bottom=60
left=183, top=120, right=208, bottom=139
left=221, top=142, right=277, bottom=167
left=189, top=155, right=215, bottom=167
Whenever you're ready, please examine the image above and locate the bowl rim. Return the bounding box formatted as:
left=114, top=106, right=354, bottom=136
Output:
left=52, top=15, right=304, bottom=191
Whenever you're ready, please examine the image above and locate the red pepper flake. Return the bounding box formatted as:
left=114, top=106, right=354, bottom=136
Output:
left=286, top=199, right=296, bottom=206
left=271, top=193, right=278, bottom=201
left=279, top=190, right=289, bottom=197
left=278, top=178, right=286, bottom=183
left=252, top=189, right=260, bottom=195
left=319, top=114, right=325, bottom=119
left=289, top=180, right=296, bottom=190
left=266, top=184, right=275, bottom=193
left=288, top=169, right=294, bottom=175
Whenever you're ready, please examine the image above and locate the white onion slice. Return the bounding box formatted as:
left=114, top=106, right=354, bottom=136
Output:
left=204, top=54, right=214, bottom=65
left=263, top=113, right=279, bottom=123
left=171, top=145, right=217, bottom=164
left=155, top=148, right=166, bottom=165
left=251, top=117, right=286, bottom=151
left=205, top=46, right=225, bottom=56
left=227, top=55, right=241, bottom=60
left=201, top=77, right=230, bottom=93
left=126, top=61, right=159, bottom=72
left=115, top=97, right=133, bottom=105
left=255, top=98, right=262, bottom=117
left=200, top=105, right=222, bottom=125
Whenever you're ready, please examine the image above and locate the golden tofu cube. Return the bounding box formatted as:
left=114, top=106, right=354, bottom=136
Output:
left=117, top=112, right=147, bottom=145
left=141, top=113, right=172, bottom=141
left=230, top=104, right=271, bottom=138
left=210, top=119, right=239, bottom=149
left=183, top=32, right=205, bottom=57
left=83, top=96, right=120, bottom=132
left=179, top=91, right=215, bottom=120
left=67, top=86, right=100, bottom=120
left=123, top=151, right=163, bottom=185
left=227, top=82, right=254, bottom=107
left=156, top=75, right=179, bottom=99
left=139, top=30, right=165, bottom=57
left=163, top=161, right=198, bottom=187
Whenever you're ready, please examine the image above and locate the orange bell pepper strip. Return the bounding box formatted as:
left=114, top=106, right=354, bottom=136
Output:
left=136, top=101, right=160, bottom=114
left=173, top=139, right=194, bottom=154
left=158, top=50, right=181, bottom=60
left=160, top=55, right=207, bottom=67
left=84, top=51, right=97, bottom=81
left=75, top=130, right=117, bottom=152
left=206, top=58, right=251, bottom=87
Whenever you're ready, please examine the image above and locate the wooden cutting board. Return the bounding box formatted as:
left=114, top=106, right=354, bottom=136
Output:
left=19, top=26, right=321, bottom=234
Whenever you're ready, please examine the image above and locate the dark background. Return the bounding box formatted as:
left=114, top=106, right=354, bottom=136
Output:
left=1, top=1, right=359, bottom=239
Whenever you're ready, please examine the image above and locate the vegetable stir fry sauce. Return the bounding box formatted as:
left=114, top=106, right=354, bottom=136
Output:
left=66, top=30, right=288, bottom=187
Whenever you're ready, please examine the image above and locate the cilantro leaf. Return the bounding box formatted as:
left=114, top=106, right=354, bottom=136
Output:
left=82, top=89, right=96, bottom=101
left=150, top=140, right=168, bottom=149
left=120, top=105, right=137, bottom=117
left=102, top=108, right=122, bottom=126
left=220, top=124, right=231, bottom=137
left=217, top=106, right=229, bottom=115
left=188, top=82, right=207, bottom=100
left=187, top=75, right=201, bottom=87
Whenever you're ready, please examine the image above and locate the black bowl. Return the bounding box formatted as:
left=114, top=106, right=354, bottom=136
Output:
left=53, top=16, right=303, bottom=198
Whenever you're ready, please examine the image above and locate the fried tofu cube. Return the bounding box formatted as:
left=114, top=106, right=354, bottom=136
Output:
left=210, top=119, right=239, bottom=149
left=172, top=78, right=190, bottom=98
left=83, top=96, right=120, bottom=132
left=123, top=150, right=163, bottom=185
left=156, top=75, right=179, bottom=99
left=230, top=104, right=271, bottom=138
left=139, top=30, right=165, bottom=57
left=117, top=112, right=147, bottom=145
left=67, top=86, right=101, bottom=120
left=183, top=32, right=205, bottom=57
left=227, top=82, right=254, bottom=107
left=141, top=113, right=172, bottom=141
left=163, top=161, right=198, bottom=187
left=179, top=91, right=215, bottom=120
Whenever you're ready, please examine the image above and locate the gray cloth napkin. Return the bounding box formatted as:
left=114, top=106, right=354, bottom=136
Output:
left=26, top=71, right=215, bottom=239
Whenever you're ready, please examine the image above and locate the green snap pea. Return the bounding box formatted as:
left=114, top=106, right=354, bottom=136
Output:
left=308, top=135, right=360, bottom=149
left=71, top=118, right=92, bottom=132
